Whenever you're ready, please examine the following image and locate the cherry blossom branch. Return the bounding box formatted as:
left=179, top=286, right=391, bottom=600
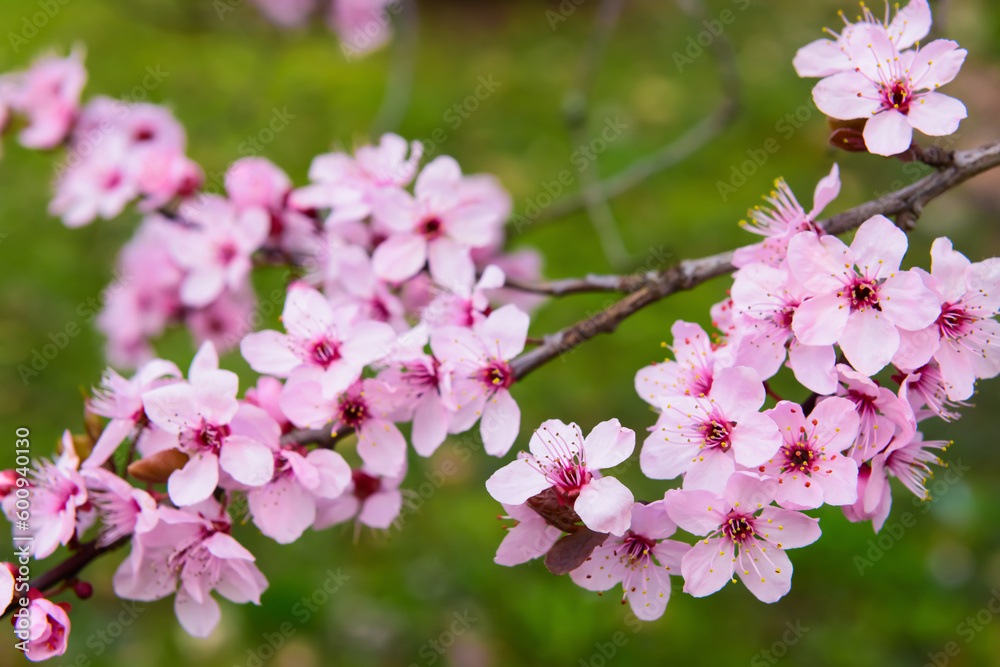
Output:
left=509, top=138, right=1000, bottom=379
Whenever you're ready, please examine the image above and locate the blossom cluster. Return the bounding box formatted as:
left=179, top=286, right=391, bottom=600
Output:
left=0, top=0, right=996, bottom=660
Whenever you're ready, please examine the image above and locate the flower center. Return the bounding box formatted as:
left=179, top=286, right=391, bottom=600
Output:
left=477, top=360, right=514, bottom=390
left=310, top=339, right=341, bottom=368
left=339, top=397, right=369, bottom=428
left=937, top=303, right=975, bottom=340
left=620, top=533, right=655, bottom=564
left=352, top=469, right=381, bottom=502
left=218, top=242, right=238, bottom=264
left=780, top=438, right=817, bottom=474
left=723, top=512, right=756, bottom=544
left=881, top=80, right=912, bottom=114
left=197, top=422, right=230, bottom=454
left=700, top=419, right=733, bottom=451
left=848, top=278, right=881, bottom=311
left=418, top=217, right=443, bottom=240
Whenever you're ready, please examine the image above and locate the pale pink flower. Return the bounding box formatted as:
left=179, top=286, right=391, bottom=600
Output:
left=371, top=156, right=508, bottom=286
left=493, top=503, right=563, bottom=567
left=421, top=264, right=505, bottom=329
left=8, top=49, right=87, bottom=150
left=112, top=499, right=267, bottom=638
left=835, top=363, right=916, bottom=462
left=85, top=359, right=182, bottom=468
left=22, top=594, right=72, bottom=662
left=733, top=164, right=840, bottom=268
left=793, top=0, right=931, bottom=78
left=640, top=366, right=781, bottom=491
left=49, top=135, right=139, bottom=228
left=330, top=0, right=396, bottom=56
left=377, top=353, right=457, bottom=457
left=240, top=282, right=396, bottom=398
left=729, top=263, right=838, bottom=394
left=757, top=399, right=860, bottom=510
left=570, top=500, right=690, bottom=621
left=0, top=563, right=13, bottom=614
left=141, top=342, right=275, bottom=506
left=486, top=419, right=635, bottom=536
left=80, top=468, right=159, bottom=546
left=635, top=321, right=730, bottom=407
left=185, top=286, right=257, bottom=355
left=842, top=461, right=892, bottom=532
left=226, top=157, right=292, bottom=213
left=170, top=196, right=269, bottom=307
left=896, top=361, right=964, bottom=422
left=132, top=145, right=202, bottom=211
left=666, top=472, right=821, bottom=603
left=247, top=442, right=352, bottom=544
left=280, top=378, right=409, bottom=477
left=898, top=237, right=1000, bottom=400
left=244, top=376, right=294, bottom=433
left=812, top=23, right=967, bottom=156
left=430, top=304, right=529, bottom=456
left=788, top=215, right=941, bottom=375
left=313, top=464, right=406, bottom=530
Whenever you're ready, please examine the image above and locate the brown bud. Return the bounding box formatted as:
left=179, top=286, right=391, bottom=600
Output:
left=128, top=448, right=189, bottom=484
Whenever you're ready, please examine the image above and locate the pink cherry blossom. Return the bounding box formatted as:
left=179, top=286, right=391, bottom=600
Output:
left=6, top=49, right=86, bottom=150
left=896, top=361, right=964, bottom=422
left=729, top=263, right=837, bottom=394
left=377, top=353, right=458, bottom=457
left=249, top=0, right=316, bottom=27
left=371, top=156, right=509, bottom=286
left=85, top=359, right=182, bottom=468
left=22, top=593, right=72, bottom=661
left=733, top=164, right=840, bottom=268
left=788, top=215, right=941, bottom=375
left=247, top=441, right=351, bottom=544
left=244, top=376, right=294, bottom=433
left=793, top=0, right=931, bottom=78
left=280, top=378, right=409, bottom=477
left=50, top=134, right=139, bottom=228
left=899, top=237, right=1000, bottom=400
left=635, top=320, right=730, bottom=405
left=112, top=499, right=267, bottom=638
left=421, top=264, right=505, bottom=329
left=431, top=304, right=529, bottom=456
left=812, top=23, right=967, bottom=156
left=842, top=461, right=892, bottom=533
left=170, top=196, right=269, bottom=308
left=313, top=464, right=407, bottom=530
left=640, top=366, right=781, bottom=491
left=225, top=157, right=292, bottom=214
left=486, top=419, right=635, bottom=535
left=493, top=503, right=563, bottom=567
left=666, top=472, right=820, bottom=603
left=240, top=282, right=396, bottom=399
left=184, top=286, right=257, bottom=354
left=866, top=431, right=947, bottom=505
left=141, top=342, right=275, bottom=506
left=570, top=500, right=690, bottom=621
left=758, top=399, right=860, bottom=510
left=80, top=467, right=159, bottom=546
left=835, top=363, right=915, bottom=461
left=331, top=0, right=396, bottom=55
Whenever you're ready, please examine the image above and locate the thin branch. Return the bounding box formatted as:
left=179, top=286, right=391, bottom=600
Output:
left=525, top=0, right=741, bottom=227
left=509, top=139, right=1000, bottom=380
left=280, top=427, right=353, bottom=449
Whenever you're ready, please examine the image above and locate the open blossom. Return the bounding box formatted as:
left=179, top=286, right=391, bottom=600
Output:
left=313, top=464, right=406, bottom=530
left=570, top=500, right=690, bottom=621
left=377, top=352, right=457, bottom=457
left=729, top=263, right=837, bottom=394
left=80, top=468, right=159, bottom=546
left=331, top=0, right=396, bottom=55
left=758, top=399, right=860, bottom=510
left=733, top=164, right=840, bottom=268
left=431, top=304, right=528, bottom=456
left=170, top=196, right=269, bottom=308
left=812, top=23, right=967, bottom=156
left=788, top=215, right=941, bottom=376
left=486, top=419, right=635, bottom=536
left=666, top=472, right=821, bottom=603
left=896, top=361, right=963, bottom=422
left=640, top=366, right=782, bottom=491
left=142, top=342, right=275, bottom=506
left=493, top=503, right=563, bottom=566
left=22, top=593, right=72, bottom=662
left=241, top=282, right=395, bottom=399
left=836, top=363, right=915, bottom=462
left=20, top=432, right=92, bottom=560
left=113, top=499, right=267, bottom=638
left=793, top=0, right=931, bottom=78
left=85, top=358, right=182, bottom=468
left=900, top=237, right=1000, bottom=401
left=371, top=156, right=509, bottom=286
left=421, top=264, right=505, bottom=329
left=281, top=378, right=409, bottom=477
left=247, top=439, right=352, bottom=544
left=635, top=321, right=731, bottom=406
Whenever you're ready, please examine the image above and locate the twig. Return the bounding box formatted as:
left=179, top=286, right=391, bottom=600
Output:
left=509, top=139, right=1000, bottom=380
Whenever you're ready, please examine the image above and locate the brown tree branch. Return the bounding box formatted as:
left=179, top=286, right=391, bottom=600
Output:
left=509, top=139, right=1000, bottom=379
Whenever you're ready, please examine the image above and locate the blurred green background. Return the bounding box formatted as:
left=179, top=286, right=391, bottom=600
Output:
left=3, top=0, right=1000, bottom=665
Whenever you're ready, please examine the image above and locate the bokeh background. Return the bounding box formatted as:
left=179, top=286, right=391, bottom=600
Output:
left=3, top=0, right=1000, bottom=665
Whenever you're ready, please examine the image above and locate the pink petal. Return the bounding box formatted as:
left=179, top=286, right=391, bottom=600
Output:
left=793, top=38, right=850, bottom=78
left=359, top=489, right=403, bottom=529
left=681, top=448, right=736, bottom=492
left=809, top=396, right=861, bottom=453
left=428, top=236, right=475, bottom=289
left=372, top=234, right=428, bottom=283
left=168, top=453, right=219, bottom=506
left=839, top=309, right=899, bottom=376
left=724, top=471, right=778, bottom=510
left=930, top=237, right=972, bottom=303
left=240, top=330, right=300, bottom=376
left=575, top=476, right=634, bottom=535
left=485, top=458, right=549, bottom=505
left=279, top=378, right=336, bottom=429
left=756, top=507, right=821, bottom=548
left=864, top=110, right=914, bottom=157
left=809, top=163, right=841, bottom=217
left=663, top=488, right=725, bottom=535
left=817, top=454, right=860, bottom=506
left=622, top=557, right=672, bottom=621
left=411, top=392, right=449, bottom=457
left=907, top=92, right=967, bottom=137
left=480, top=303, right=530, bottom=360
left=180, top=270, right=225, bottom=308
left=711, top=366, right=766, bottom=418
left=304, top=449, right=352, bottom=498
left=282, top=284, right=335, bottom=338
left=248, top=478, right=315, bottom=544
left=142, top=383, right=200, bottom=434
left=174, top=587, right=220, bottom=638
left=887, top=0, right=931, bottom=49
left=497, top=508, right=562, bottom=567
left=736, top=546, right=792, bottom=603
left=850, top=215, right=907, bottom=275
left=342, top=320, right=396, bottom=366
left=786, top=231, right=851, bottom=294
left=730, top=412, right=782, bottom=467
left=357, top=419, right=407, bottom=477
left=480, top=389, right=520, bottom=457
left=84, top=418, right=134, bottom=469
left=793, top=292, right=850, bottom=346
left=681, top=538, right=734, bottom=598
left=787, top=341, right=838, bottom=395
left=909, top=40, right=967, bottom=89
left=628, top=499, right=676, bottom=540
left=812, top=72, right=881, bottom=119
left=570, top=541, right=624, bottom=590
left=582, top=418, right=635, bottom=470
left=219, top=436, right=275, bottom=487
